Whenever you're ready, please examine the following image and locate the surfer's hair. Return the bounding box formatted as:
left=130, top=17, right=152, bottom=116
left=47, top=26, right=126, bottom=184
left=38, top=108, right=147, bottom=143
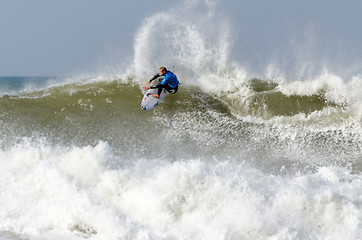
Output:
left=159, top=67, right=167, bottom=72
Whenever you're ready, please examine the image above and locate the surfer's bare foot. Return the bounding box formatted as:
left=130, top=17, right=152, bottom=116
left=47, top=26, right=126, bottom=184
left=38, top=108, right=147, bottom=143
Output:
left=144, top=86, right=150, bottom=90
left=151, top=94, right=160, bottom=98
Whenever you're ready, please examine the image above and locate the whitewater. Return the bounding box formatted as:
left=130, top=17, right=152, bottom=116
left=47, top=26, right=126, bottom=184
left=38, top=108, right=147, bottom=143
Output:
left=1, top=0, right=362, bottom=239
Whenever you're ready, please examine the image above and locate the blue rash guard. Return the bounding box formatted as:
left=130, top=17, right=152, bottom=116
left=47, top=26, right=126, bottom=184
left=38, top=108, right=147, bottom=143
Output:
left=160, top=70, right=179, bottom=88
left=149, top=70, right=179, bottom=95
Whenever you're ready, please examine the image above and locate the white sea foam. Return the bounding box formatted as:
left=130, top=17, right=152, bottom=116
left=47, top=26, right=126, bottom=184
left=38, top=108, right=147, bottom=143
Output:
left=0, top=141, right=362, bottom=239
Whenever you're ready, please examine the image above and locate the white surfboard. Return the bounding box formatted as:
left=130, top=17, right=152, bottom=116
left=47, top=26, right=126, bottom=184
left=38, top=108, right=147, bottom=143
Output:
left=141, top=87, right=167, bottom=110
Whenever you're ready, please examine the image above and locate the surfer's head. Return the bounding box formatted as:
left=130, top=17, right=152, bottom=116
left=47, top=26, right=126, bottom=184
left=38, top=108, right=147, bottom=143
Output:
left=159, top=67, right=167, bottom=76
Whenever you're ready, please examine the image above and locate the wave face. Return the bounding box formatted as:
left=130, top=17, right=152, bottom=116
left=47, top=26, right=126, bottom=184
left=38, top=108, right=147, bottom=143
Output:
left=1, top=76, right=362, bottom=240
left=1, top=0, right=362, bottom=239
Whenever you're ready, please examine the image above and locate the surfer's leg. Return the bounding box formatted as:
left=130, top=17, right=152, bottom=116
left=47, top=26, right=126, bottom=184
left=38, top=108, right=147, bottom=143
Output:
left=157, top=84, right=163, bottom=96
left=164, top=85, right=178, bottom=94
left=170, top=86, right=178, bottom=94
left=150, top=83, right=163, bottom=97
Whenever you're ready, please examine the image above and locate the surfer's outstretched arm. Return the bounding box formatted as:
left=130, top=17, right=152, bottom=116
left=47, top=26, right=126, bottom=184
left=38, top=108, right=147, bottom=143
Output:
left=148, top=74, right=160, bottom=84
left=144, top=73, right=160, bottom=90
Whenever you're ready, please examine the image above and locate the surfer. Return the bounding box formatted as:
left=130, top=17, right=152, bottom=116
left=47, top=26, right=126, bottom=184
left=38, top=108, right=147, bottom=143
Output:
left=144, top=67, right=179, bottom=98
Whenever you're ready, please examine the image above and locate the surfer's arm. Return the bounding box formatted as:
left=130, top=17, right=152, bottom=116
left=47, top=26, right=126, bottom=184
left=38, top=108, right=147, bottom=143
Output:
left=144, top=74, right=160, bottom=89
left=148, top=74, right=160, bottom=83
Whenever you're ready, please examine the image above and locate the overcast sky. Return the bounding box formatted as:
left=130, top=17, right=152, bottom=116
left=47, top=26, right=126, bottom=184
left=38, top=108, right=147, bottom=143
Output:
left=0, top=0, right=177, bottom=76
left=1, top=0, right=361, bottom=77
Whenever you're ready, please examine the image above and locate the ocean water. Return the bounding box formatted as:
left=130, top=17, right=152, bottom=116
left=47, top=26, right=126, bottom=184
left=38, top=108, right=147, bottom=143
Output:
left=1, top=0, right=362, bottom=240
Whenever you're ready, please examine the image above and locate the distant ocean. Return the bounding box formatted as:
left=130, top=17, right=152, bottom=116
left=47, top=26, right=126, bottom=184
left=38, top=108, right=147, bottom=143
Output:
left=1, top=0, right=362, bottom=239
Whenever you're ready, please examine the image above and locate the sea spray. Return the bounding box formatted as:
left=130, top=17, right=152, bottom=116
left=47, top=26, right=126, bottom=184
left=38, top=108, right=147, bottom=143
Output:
left=132, top=0, right=239, bottom=89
